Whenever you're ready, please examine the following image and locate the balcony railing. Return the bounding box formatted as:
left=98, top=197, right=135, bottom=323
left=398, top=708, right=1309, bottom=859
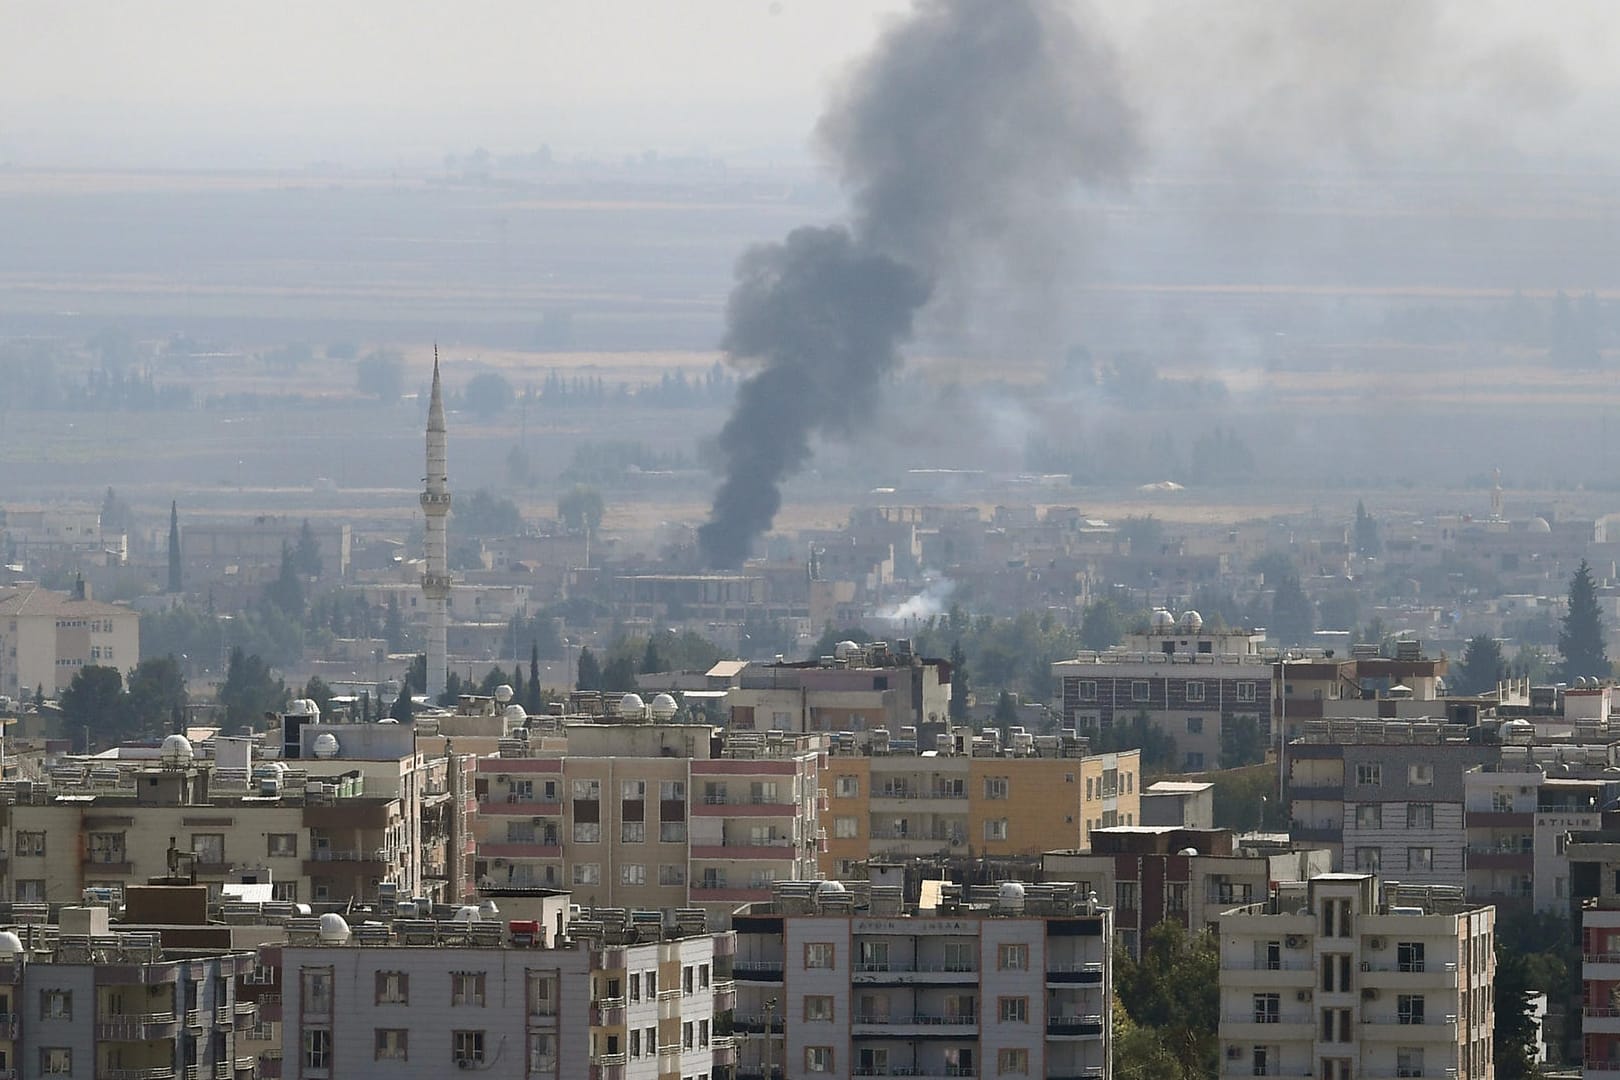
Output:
left=851, top=1013, right=978, bottom=1026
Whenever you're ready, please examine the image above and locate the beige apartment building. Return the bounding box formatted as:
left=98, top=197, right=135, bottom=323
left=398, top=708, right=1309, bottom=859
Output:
left=0, top=581, right=139, bottom=699
left=820, top=730, right=1141, bottom=877
left=0, top=719, right=474, bottom=906
left=473, top=722, right=825, bottom=924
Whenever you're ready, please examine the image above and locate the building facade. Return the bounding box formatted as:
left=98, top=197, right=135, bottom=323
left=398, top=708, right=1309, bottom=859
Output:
left=0, top=582, right=140, bottom=699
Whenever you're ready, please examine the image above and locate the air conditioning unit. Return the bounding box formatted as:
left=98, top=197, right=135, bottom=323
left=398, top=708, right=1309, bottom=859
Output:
left=1285, top=936, right=1305, bottom=949
left=497, top=775, right=510, bottom=784
left=1296, top=990, right=1312, bottom=1002
left=1227, top=1046, right=1244, bottom=1060
left=1369, top=938, right=1386, bottom=950
left=494, top=859, right=507, bottom=867
left=1362, top=988, right=1379, bottom=1001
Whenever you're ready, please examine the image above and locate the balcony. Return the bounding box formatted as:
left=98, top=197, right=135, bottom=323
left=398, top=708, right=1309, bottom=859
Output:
left=1362, top=1015, right=1459, bottom=1038
left=851, top=1013, right=978, bottom=1036
left=732, top=1013, right=785, bottom=1034
left=690, top=841, right=796, bottom=861
left=97, top=1011, right=179, bottom=1040
left=478, top=841, right=563, bottom=860
left=852, top=963, right=980, bottom=985
left=83, top=856, right=133, bottom=874
left=1220, top=1014, right=1314, bottom=1041
left=475, top=798, right=564, bottom=817
left=102, top=1070, right=178, bottom=1080
left=693, top=797, right=800, bottom=817
left=1587, top=1007, right=1620, bottom=1034
left=1361, top=962, right=1460, bottom=989
left=214, top=1062, right=231, bottom=1080
left=852, top=1070, right=977, bottom=1079
left=733, top=961, right=784, bottom=983
left=1221, top=960, right=1314, bottom=986
left=1047, top=1014, right=1105, bottom=1038
left=1045, top=963, right=1105, bottom=985
left=302, top=851, right=389, bottom=876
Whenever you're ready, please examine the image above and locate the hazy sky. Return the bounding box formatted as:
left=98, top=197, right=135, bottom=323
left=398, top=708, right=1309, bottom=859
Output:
left=1, top=1, right=912, bottom=168
left=6, top=1, right=1620, bottom=172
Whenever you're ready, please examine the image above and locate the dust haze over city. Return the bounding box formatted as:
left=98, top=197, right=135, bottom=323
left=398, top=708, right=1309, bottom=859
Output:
left=6, top=1, right=1620, bottom=1071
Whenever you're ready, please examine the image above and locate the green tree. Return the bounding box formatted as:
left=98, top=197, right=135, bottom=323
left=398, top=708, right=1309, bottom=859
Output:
left=1090, top=708, right=1178, bottom=772
left=356, top=349, right=404, bottom=402
left=263, top=543, right=305, bottom=619
left=557, top=485, right=605, bottom=534
left=218, top=647, right=288, bottom=727
left=1210, top=764, right=1285, bottom=831
left=528, top=641, right=543, bottom=712
left=302, top=675, right=334, bottom=719
left=809, top=625, right=871, bottom=661
left=601, top=653, right=639, bottom=694
left=1354, top=498, right=1381, bottom=557
left=463, top=371, right=514, bottom=417
left=1119, top=515, right=1165, bottom=553
left=641, top=637, right=664, bottom=675
left=1114, top=922, right=1219, bottom=1080
left=948, top=640, right=970, bottom=722
left=478, top=666, right=512, bottom=697
left=1079, top=596, right=1126, bottom=651
left=293, top=519, right=323, bottom=577
left=1219, top=714, right=1267, bottom=769
left=455, top=488, right=524, bottom=538
left=1559, top=558, right=1608, bottom=681
left=1269, top=573, right=1315, bottom=646
left=390, top=685, right=415, bottom=722
left=1454, top=634, right=1509, bottom=696
left=60, top=665, right=127, bottom=742
left=576, top=646, right=602, bottom=692
left=126, top=656, right=187, bottom=734
left=384, top=595, right=407, bottom=651
left=512, top=665, right=526, bottom=708
left=1494, top=947, right=1540, bottom=1080
left=993, top=689, right=1019, bottom=732
left=166, top=501, right=183, bottom=594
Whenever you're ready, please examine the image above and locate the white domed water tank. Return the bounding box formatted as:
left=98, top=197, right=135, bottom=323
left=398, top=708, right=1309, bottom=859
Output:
left=0, top=931, right=24, bottom=958
left=835, top=640, right=862, bottom=660
left=618, top=693, right=646, bottom=720
left=1178, top=847, right=1199, bottom=856
left=1180, top=610, right=1203, bottom=633
left=453, top=905, right=482, bottom=923
left=317, top=913, right=351, bottom=944
left=287, top=698, right=320, bottom=718
left=997, top=881, right=1026, bottom=911
left=494, top=684, right=514, bottom=704
left=650, top=693, right=678, bottom=721
left=503, top=704, right=527, bottom=724
left=311, top=732, right=340, bottom=759
left=478, top=899, right=500, bottom=919
left=160, top=734, right=195, bottom=765
left=1150, top=609, right=1176, bottom=632
left=816, top=879, right=848, bottom=899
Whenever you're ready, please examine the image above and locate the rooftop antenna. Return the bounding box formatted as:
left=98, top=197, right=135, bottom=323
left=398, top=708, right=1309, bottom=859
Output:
left=1491, top=467, right=1504, bottom=521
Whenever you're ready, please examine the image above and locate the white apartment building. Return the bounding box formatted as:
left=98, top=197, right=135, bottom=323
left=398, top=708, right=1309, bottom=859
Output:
left=280, top=905, right=735, bottom=1080
left=474, top=723, right=824, bottom=925
left=1218, top=874, right=1496, bottom=1080
left=0, top=581, right=139, bottom=699
left=731, top=878, right=1110, bottom=1080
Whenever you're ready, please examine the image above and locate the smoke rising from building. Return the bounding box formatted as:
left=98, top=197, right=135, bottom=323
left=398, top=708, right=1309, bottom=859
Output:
left=697, top=0, right=1135, bottom=568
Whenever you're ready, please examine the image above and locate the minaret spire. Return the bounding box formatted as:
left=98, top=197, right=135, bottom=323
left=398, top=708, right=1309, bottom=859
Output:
left=420, top=344, right=452, bottom=703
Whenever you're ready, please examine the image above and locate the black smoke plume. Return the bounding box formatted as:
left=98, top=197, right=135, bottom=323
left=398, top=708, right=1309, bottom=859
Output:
left=698, top=0, right=1134, bottom=568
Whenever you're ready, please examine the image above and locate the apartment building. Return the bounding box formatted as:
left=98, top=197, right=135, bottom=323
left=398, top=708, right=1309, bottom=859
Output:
left=1042, top=826, right=1330, bottom=955
left=1053, top=613, right=1273, bottom=773
left=182, top=518, right=350, bottom=579
left=1275, top=642, right=1450, bottom=741
left=1463, top=745, right=1620, bottom=914
left=0, top=902, right=257, bottom=1080
left=731, top=878, right=1110, bottom=1080
left=1568, top=830, right=1620, bottom=1078
left=280, top=902, right=734, bottom=1080
left=723, top=642, right=953, bottom=735
left=0, top=717, right=475, bottom=907
left=0, top=581, right=139, bottom=699
left=472, top=721, right=824, bottom=924
left=1287, top=719, right=1496, bottom=879
left=818, top=730, right=1139, bottom=877
left=1218, top=875, right=1496, bottom=1080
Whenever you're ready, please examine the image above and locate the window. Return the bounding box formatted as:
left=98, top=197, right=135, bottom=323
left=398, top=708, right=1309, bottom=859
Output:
left=451, top=973, right=486, bottom=1006
left=574, top=821, right=601, bottom=844
left=659, top=864, right=686, bottom=886
left=1408, top=763, right=1433, bottom=785
left=268, top=833, right=297, bottom=857
left=1167, top=883, right=1188, bottom=913
left=1493, top=791, right=1513, bottom=812
left=859, top=941, right=888, bottom=971
left=1184, top=752, right=1205, bottom=771
left=1397, top=995, right=1425, bottom=1025
left=1185, top=680, right=1206, bottom=703
left=832, top=775, right=859, bottom=798
left=998, top=996, right=1028, bottom=1022
left=983, top=819, right=1009, bottom=841
left=1253, top=1046, right=1273, bottom=1078
left=528, top=1033, right=556, bottom=1072
left=621, top=821, right=646, bottom=843
left=374, top=1028, right=408, bottom=1061
left=997, top=943, right=1029, bottom=970
left=1397, top=942, right=1426, bottom=974
left=1116, top=881, right=1139, bottom=910
left=40, top=990, right=71, bottom=1020
left=273, top=881, right=298, bottom=903
left=621, top=864, right=646, bottom=885
left=1396, top=1047, right=1425, bottom=1078
left=1185, top=716, right=1203, bottom=734
left=998, top=1047, right=1030, bottom=1075
left=375, top=971, right=408, bottom=1004
left=660, top=780, right=686, bottom=801
left=805, top=942, right=835, bottom=969
left=572, top=780, right=600, bottom=800
left=683, top=966, right=695, bottom=993
left=984, top=777, right=1009, bottom=800
left=191, top=833, right=225, bottom=864
left=1132, top=680, right=1150, bottom=702
left=660, top=821, right=687, bottom=843
left=943, top=941, right=974, bottom=972
left=1253, top=993, right=1279, bottom=1023
left=699, top=963, right=710, bottom=989
left=573, top=863, right=601, bottom=886
left=87, top=832, right=125, bottom=864
left=1356, top=763, right=1382, bottom=786
left=805, top=1047, right=834, bottom=1073
left=1406, top=803, right=1434, bottom=829
left=1355, top=847, right=1381, bottom=873
left=528, top=973, right=557, bottom=1016
left=42, top=1048, right=72, bottom=1075
left=1078, top=679, right=1097, bottom=702
left=1237, top=681, right=1257, bottom=703
left=14, top=880, right=44, bottom=903
left=834, top=816, right=859, bottom=839
left=621, top=780, right=645, bottom=800
left=1408, top=847, right=1434, bottom=872
left=303, top=1028, right=332, bottom=1070
left=805, top=995, right=834, bottom=1021
left=16, top=831, right=45, bottom=856
left=453, top=1030, right=486, bottom=1065
left=1354, top=804, right=1382, bottom=829
left=683, top=1020, right=694, bottom=1049
left=302, top=969, right=332, bottom=1012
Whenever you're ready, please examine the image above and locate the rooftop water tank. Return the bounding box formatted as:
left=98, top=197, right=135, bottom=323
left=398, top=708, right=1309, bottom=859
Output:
left=160, top=734, right=195, bottom=766
left=317, top=913, right=351, bottom=944
left=618, top=693, right=646, bottom=720
left=651, top=693, right=678, bottom=721
left=311, top=732, right=340, bottom=760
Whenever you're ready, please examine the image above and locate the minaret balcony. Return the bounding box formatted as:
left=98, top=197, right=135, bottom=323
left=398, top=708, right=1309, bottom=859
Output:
left=421, top=492, right=452, bottom=509
left=422, top=572, right=452, bottom=594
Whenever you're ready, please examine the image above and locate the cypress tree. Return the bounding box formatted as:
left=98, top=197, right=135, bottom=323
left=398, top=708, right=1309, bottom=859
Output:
left=166, top=501, right=183, bottom=594
left=1559, top=558, right=1609, bottom=681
